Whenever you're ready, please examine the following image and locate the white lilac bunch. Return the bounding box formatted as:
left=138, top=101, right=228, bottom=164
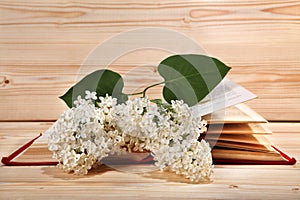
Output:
left=48, top=91, right=119, bottom=174
left=48, top=91, right=213, bottom=182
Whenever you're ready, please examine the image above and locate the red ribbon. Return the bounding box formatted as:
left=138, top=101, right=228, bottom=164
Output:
left=1, top=133, right=58, bottom=166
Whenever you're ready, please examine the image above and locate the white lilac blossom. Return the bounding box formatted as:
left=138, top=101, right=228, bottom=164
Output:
left=48, top=94, right=117, bottom=174
left=48, top=91, right=213, bottom=182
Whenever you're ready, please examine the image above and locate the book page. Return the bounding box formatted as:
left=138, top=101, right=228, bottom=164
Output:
left=191, top=78, right=256, bottom=116
left=212, top=148, right=284, bottom=162
left=205, top=134, right=274, bottom=152
left=207, top=123, right=272, bottom=134
left=203, top=103, right=267, bottom=124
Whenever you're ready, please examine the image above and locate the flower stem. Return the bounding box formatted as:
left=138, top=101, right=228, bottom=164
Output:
left=126, top=81, right=165, bottom=97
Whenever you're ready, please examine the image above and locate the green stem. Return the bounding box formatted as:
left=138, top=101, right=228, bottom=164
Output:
left=125, top=81, right=165, bottom=97
left=126, top=91, right=144, bottom=96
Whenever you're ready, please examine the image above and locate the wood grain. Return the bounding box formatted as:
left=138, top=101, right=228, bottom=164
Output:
left=0, top=0, right=300, bottom=121
left=0, top=122, right=299, bottom=200
left=1, top=64, right=299, bottom=121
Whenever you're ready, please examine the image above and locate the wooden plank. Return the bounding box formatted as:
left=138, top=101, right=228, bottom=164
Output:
left=1, top=0, right=300, bottom=28
left=0, top=166, right=299, bottom=200
left=0, top=0, right=300, bottom=65
left=1, top=64, right=300, bottom=121
left=0, top=122, right=299, bottom=200
left=1, top=39, right=299, bottom=65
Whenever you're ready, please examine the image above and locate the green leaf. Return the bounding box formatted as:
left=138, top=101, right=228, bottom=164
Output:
left=158, top=54, right=231, bottom=106
left=60, top=69, right=128, bottom=108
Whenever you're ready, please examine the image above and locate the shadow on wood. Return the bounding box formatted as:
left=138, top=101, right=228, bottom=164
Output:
left=41, top=165, right=114, bottom=180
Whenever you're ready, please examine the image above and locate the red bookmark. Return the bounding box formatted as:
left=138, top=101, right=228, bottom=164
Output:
left=1, top=133, right=58, bottom=166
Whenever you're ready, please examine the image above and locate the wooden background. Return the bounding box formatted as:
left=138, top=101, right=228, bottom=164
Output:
left=0, top=0, right=300, bottom=121
left=1, top=1, right=300, bottom=199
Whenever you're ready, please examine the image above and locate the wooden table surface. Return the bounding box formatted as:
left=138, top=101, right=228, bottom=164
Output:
left=1, top=0, right=300, bottom=199
left=0, top=122, right=299, bottom=200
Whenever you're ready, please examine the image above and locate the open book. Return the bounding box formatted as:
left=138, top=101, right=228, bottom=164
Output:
left=1, top=79, right=296, bottom=166
left=2, top=103, right=296, bottom=166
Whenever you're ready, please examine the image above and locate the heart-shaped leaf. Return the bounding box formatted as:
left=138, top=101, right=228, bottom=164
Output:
left=60, top=69, right=127, bottom=108
left=158, top=54, right=231, bottom=106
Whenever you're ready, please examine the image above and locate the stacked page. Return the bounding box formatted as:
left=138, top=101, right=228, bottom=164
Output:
left=201, top=104, right=296, bottom=164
